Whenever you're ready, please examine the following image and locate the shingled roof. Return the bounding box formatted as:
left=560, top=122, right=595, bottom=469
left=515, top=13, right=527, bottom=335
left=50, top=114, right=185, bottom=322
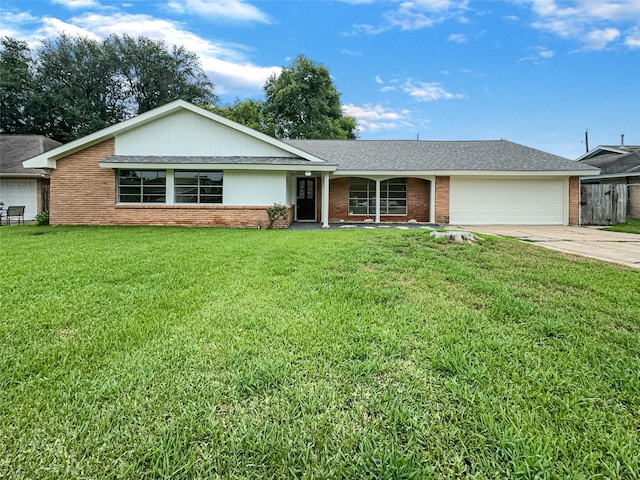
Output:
left=0, top=135, right=61, bottom=177
left=286, top=139, right=598, bottom=173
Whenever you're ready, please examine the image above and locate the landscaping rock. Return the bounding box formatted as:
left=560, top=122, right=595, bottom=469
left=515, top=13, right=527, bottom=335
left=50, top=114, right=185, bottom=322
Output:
left=430, top=230, right=482, bottom=243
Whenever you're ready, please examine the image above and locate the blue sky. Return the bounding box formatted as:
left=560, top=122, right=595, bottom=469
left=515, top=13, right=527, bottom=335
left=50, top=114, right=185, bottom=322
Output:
left=2, top=0, right=639, bottom=158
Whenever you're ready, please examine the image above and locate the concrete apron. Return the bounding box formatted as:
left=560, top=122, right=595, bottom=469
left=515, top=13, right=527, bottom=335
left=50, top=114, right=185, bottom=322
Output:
left=461, top=225, right=640, bottom=269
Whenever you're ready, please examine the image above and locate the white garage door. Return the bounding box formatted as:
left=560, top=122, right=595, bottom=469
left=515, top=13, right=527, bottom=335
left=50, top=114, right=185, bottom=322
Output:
left=449, top=177, right=566, bottom=225
left=0, top=179, right=38, bottom=220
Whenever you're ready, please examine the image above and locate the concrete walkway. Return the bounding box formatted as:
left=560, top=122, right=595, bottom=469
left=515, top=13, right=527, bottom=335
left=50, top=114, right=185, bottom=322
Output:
left=463, top=225, right=640, bottom=269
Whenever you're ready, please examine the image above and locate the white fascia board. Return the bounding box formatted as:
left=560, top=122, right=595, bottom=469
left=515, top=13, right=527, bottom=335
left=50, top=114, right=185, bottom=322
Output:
left=581, top=172, right=640, bottom=181
left=99, top=162, right=337, bottom=172
left=24, top=100, right=327, bottom=169
left=332, top=170, right=598, bottom=177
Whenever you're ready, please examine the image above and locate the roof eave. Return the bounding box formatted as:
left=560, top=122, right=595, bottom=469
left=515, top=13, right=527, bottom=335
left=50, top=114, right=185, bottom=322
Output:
left=98, top=162, right=337, bottom=172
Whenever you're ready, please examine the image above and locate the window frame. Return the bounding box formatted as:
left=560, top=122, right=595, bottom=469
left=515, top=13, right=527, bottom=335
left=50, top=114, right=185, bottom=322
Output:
left=174, top=170, right=223, bottom=204
left=348, top=177, right=408, bottom=216
left=117, top=170, right=166, bottom=204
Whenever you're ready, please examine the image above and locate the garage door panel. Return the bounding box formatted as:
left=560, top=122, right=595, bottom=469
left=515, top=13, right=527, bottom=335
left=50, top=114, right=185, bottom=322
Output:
left=0, top=179, right=38, bottom=220
left=450, top=178, right=566, bottom=225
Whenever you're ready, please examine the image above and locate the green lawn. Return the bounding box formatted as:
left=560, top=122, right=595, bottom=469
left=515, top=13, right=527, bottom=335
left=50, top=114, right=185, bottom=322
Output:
left=603, top=220, right=640, bottom=235
left=1, top=225, right=639, bottom=479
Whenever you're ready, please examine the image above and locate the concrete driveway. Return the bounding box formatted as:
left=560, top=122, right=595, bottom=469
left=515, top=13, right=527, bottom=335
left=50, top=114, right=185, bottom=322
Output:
left=462, top=225, right=640, bottom=269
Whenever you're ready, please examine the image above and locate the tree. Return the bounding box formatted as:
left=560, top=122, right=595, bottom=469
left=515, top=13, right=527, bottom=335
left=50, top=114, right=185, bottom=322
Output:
left=1, top=34, right=218, bottom=142
left=212, top=98, right=267, bottom=134
left=27, top=34, right=122, bottom=142
left=108, top=34, right=217, bottom=116
left=0, top=37, right=34, bottom=133
left=262, top=55, right=357, bottom=139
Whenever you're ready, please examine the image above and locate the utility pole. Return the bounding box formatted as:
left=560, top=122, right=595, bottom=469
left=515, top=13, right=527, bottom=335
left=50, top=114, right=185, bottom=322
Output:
left=585, top=129, right=589, bottom=153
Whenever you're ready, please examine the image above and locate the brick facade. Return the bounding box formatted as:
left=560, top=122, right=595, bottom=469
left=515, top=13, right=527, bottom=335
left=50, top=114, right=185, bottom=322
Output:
left=48, top=139, right=579, bottom=228
left=434, top=176, right=450, bottom=224
left=324, top=177, right=431, bottom=223
left=49, top=138, right=294, bottom=228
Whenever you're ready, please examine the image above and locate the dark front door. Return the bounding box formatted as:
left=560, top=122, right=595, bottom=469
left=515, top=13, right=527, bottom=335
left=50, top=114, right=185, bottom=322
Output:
left=296, top=177, right=316, bottom=221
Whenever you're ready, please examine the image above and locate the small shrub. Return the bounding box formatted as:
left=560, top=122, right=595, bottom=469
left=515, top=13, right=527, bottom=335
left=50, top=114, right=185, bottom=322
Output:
left=35, top=210, right=50, bottom=226
left=266, top=203, right=288, bottom=229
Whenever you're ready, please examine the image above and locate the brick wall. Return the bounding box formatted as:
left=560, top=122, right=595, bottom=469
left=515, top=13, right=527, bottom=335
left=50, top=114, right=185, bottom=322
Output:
left=569, top=176, right=580, bottom=225
left=51, top=139, right=116, bottom=225
left=326, top=177, right=431, bottom=223
left=49, top=138, right=294, bottom=228
left=434, top=176, right=450, bottom=224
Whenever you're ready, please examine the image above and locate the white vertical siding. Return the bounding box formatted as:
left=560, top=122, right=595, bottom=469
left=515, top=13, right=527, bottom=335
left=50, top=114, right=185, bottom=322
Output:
left=224, top=171, right=287, bottom=206
left=115, top=110, right=296, bottom=158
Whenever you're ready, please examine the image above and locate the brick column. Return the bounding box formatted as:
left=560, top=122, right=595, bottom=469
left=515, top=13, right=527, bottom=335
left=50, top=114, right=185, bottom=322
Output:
left=569, top=176, right=580, bottom=225
left=435, top=176, right=450, bottom=224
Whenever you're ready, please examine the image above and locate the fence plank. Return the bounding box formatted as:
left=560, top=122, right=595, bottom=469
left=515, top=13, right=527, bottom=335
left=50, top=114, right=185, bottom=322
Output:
left=581, top=184, right=627, bottom=225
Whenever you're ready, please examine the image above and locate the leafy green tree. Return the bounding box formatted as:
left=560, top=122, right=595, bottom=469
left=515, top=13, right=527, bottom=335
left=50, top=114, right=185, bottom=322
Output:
left=108, top=34, right=217, bottom=116
left=27, top=34, right=122, bottom=142
left=2, top=34, right=217, bottom=142
left=262, top=55, right=357, bottom=139
left=213, top=98, right=267, bottom=133
left=0, top=37, right=34, bottom=133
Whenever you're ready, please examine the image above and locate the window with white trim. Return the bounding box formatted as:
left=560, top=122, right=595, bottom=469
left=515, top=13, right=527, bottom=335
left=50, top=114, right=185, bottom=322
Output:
left=348, top=178, right=407, bottom=215
left=118, top=170, right=166, bottom=203
left=174, top=171, right=223, bottom=204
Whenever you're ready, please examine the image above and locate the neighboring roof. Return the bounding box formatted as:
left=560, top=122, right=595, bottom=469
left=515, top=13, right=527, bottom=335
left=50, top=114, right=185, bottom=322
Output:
left=0, top=134, right=61, bottom=177
left=576, top=145, right=640, bottom=161
left=578, top=151, right=640, bottom=176
left=23, top=100, right=326, bottom=169
left=286, top=139, right=599, bottom=174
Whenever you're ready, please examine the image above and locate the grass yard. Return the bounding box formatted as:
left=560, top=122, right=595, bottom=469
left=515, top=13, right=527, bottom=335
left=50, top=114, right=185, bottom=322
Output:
left=1, top=225, right=639, bottom=479
left=603, top=220, right=640, bottom=235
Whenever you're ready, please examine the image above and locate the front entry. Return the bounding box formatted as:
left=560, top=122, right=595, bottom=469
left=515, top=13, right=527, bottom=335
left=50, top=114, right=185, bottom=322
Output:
left=296, top=177, right=316, bottom=221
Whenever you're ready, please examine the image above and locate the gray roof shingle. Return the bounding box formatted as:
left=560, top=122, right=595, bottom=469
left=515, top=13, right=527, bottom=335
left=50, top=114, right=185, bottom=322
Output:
left=285, top=139, right=598, bottom=172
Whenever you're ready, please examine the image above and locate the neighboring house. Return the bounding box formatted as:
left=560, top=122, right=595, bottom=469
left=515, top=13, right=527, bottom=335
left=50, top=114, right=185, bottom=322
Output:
left=0, top=135, right=62, bottom=220
left=23, top=100, right=598, bottom=227
left=577, top=145, right=640, bottom=219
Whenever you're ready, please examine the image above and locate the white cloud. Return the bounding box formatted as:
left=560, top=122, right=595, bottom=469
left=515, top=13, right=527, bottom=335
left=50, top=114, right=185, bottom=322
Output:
left=11, top=10, right=279, bottom=95
left=525, top=0, right=640, bottom=50
left=448, top=33, right=467, bottom=43
left=625, top=26, right=640, bottom=48
left=519, top=46, right=555, bottom=63
left=343, top=103, right=413, bottom=133
left=0, top=11, right=40, bottom=39
left=583, top=28, right=620, bottom=50
left=349, top=0, right=468, bottom=34
left=403, top=80, right=466, bottom=102
left=165, top=0, right=271, bottom=24
left=37, top=16, right=100, bottom=40
left=52, top=0, right=101, bottom=9
left=375, top=75, right=384, bottom=84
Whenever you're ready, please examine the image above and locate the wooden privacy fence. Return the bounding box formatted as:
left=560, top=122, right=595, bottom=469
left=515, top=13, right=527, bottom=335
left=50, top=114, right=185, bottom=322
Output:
left=580, top=184, right=627, bottom=225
